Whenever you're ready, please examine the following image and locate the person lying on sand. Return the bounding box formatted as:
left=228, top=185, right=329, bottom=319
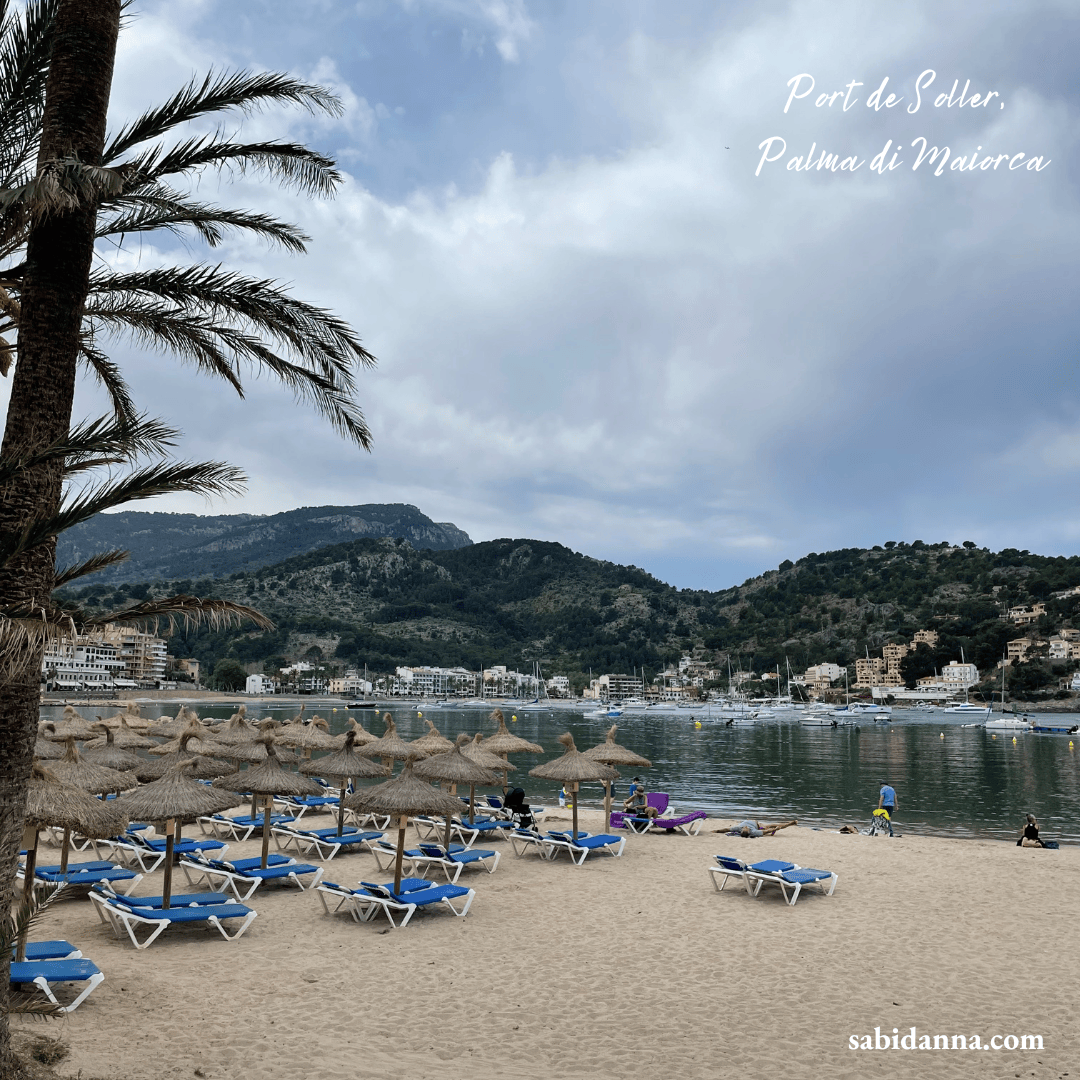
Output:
left=727, top=819, right=797, bottom=837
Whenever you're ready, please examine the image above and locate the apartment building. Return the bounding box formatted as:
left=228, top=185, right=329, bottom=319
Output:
left=42, top=623, right=169, bottom=689
left=1008, top=603, right=1047, bottom=625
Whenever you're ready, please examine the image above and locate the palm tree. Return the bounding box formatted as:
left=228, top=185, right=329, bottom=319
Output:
left=0, top=1, right=376, bottom=1055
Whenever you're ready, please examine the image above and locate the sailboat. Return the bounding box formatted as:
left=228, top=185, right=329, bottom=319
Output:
left=984, top=655, right=1028, bottom=729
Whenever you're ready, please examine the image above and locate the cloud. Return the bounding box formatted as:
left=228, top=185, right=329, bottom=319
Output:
left=7, top=0, right=1080, bottom=592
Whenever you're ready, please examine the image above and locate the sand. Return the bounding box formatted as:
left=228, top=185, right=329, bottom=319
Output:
left=16, top=808, right=1077, bottom=1080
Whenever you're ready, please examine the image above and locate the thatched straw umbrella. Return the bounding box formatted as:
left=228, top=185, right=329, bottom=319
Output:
left=85, top=715, right=156, bottom=750
left=582, top=725, right=651, bottom=830
left=414, top=734, right=498, bottom=849
left=96, top=703, right=151, bottom=732
left=359, top=714, right=427, bottom=771
left=530, top=733, right=617, bottom=841
left=214, top=737, right=324, bottom=868
left=33, top=724, right=65, bottom=760
left=19, top=764, right=129, bottom=958
left=146, top=708, right=196, bottom=739
left=112, top=760, right=243, bottom=908
left=40, top=739, right=134, bottom=871
left=134, top=728, right=238, bottom=781
left=215, top=728, right=299, bottom=813
left=149, top=720, right=227, bottom=757
left=277, top=715, right=339, bottom=757
left=481, top=709, right=543, bottom=793
left=42, top=711, right=98, bottom=741
left=345, top=716, right=377, bottom=746
left=212, top=711, right=261, bottom=746
left=79, top=723, right=142, bottom=772
left=411, top=719, right=454, bottom=756
left=299, top=731, right=390, bottom=833
left=343, top=758, right=464, bottom=892
left=209, top=704, right=247, bottom=730
left=461, top=733, right=517, bottom=825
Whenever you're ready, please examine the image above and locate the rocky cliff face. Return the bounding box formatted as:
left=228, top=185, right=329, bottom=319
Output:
left=56, top=503, right=473, bottom=584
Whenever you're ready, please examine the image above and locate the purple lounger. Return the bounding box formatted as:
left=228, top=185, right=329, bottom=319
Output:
left=645, top=811, right=708, bottom=836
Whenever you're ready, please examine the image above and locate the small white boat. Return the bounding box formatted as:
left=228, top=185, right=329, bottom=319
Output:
left=984, top=716, right=1029, bottom=730
left=945, top=703, right=990, bottom=715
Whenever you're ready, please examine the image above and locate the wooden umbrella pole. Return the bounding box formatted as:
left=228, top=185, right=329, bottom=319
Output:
left=17, top=826, right=38, bottom=962
left=571, top=782, right=580, bottom=840
left=393, top=815, right=408, bottom=894
left=260, top=794, right=273, bottom=869
left=443, top=814, right=453, bottom=852
left=338, top=782, right=347, bottom=835
left=603, top=780, right=612, bottom=832
left=59, top=827, right=72, bottom=874
left=162, top=818, right=175, bottom=909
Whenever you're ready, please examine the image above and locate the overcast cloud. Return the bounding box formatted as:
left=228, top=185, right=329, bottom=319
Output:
left=4, top=0, right=1079, bottom=589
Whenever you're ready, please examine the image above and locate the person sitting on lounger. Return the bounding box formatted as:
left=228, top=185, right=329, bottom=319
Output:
left=622, top=787, right=659, bottom=818
left=1017, top=813, right=1046, bottom=848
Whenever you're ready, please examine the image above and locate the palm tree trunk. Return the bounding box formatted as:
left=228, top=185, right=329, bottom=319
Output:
left=0, top=2, right=120, bottom=1068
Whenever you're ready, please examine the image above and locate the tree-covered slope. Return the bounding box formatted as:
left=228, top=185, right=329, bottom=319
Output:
left=58, top=537, right=1080, bottom=693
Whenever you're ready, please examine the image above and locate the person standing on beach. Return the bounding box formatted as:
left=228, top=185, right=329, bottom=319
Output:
left=878, top=781, right=898, bottom=836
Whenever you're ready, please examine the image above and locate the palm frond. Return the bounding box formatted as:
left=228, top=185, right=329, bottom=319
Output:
left=0, top=414, right=178, bottom=490
left=53, top=548, right=129, bottom=589
left=82, top=594, right=274, bottom=633
left=3, top=882, right=65, bottom=959
left=0, top=458, right=246, bottom=567
left=118, top=137, right=340, bottom=197
left=0, top=0, right=55, bottom=189
left=103, top=69, right=342, bottom=164
left=0, top=157, right=124, bottom=219
left=96, top=188, right=309, bottom=251
left=79, top=341, right=138, bottom=426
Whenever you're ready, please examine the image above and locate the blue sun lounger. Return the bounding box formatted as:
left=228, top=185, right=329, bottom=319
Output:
left=412, top=843, right=500, bottom=883
left=197, top=813, right=298, bottom=842
left=272, top=826, right=383, bottom=860
left=89, top=891, right=258, bottom=949
left=9, top=958, right=104, bottom=1012
left=91, top=884, right=232, bottom=910
left=546, top=832, right=626, bottom=865
left=10, top=941, right=81, bottom=961
left=179, top=853, right=324, bottom=901
left=709, top=856, right=837, bottom=904
left=18, top=862, right=143, bottom=895
left=356, top=879, right=475, bottom=928
left=315, top=878, right=430, bottom=921
left=98, top=832, right=229, bottom=873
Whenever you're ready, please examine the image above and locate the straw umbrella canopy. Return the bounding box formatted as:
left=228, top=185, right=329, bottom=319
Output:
left=276, top=715, right=339, bottom=755
left=112, top=760, right=243, bottom=908
left=211, top=712, right=260, bottom=746
left=79, top=723, right=142, bottom=772
left=84, top=715, right=156, bottom=750
left=480, top=709, right=543, bottom=793
left=39, top=739, right=134, bottom=873
left=345, top=716, right=377, bottom=746
left=358, top=714, right=427, bottom=770
left=134, top=731, right=238, bottom=783
left=208, top=704, right=247, bottom=730
left=146, top=707, right=199, bottom=739
left=299, top=731, right=390, bottom=833
left=343, top=757, right=465, bottom=892
left=530, top=733, right=618, bottom=841
left=214, top=737, right=324, bottom=868
left=460, top=733, right=517, bottom=825
left=410, top=719, right=454, bottom=755
left=149, top=720, right=227, bottom=757
left=581, top=725, right=651, bottom=830
left=18, top=764, right=130, bottom=958
left=414, top=734, right=498, bottom=848
left=41, top=711, right=98, bottom=741
left=96, top=703, right=151, bottom=731
left=33, top=724, right=65, bottom=760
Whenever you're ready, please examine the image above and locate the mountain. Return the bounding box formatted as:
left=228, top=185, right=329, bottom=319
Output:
left=55, top=504, right=472, bottom=584
left=59, top=538, right=1080, bottom=699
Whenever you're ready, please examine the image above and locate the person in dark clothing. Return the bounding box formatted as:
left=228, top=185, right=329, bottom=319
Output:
left=1017, top=813, right=1046, bottom=848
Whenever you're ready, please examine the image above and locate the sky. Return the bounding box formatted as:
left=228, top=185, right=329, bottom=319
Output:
left=5, top=0, right=1080, bottom=590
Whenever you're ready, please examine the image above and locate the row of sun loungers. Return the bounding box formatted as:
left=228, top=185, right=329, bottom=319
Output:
left=508, top=829, right=626, bottom=864
left=710, top=855, right=838, bottom=905
left=315, top=878, right=475, bottom=928
left=89, top=890, right=258, bottom=949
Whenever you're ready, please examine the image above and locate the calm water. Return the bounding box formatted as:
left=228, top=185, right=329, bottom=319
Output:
left=42, top=703, right=1080, bottom=843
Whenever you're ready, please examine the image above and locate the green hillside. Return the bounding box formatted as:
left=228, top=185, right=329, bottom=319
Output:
left=57, top=537, right=1080, bottom=697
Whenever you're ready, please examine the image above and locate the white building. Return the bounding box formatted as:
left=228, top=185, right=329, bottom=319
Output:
left=328, top=672, right=372, bottom=696
left=545, top=675, right=570, bottom=697
left=940, top=660, right=978, bottom=689
left=245, top=674, right=280, bottom=695
left=42, top=638, right=127, bottom=691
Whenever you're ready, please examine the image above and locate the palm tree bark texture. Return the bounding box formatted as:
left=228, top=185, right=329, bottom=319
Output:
left=0, top=2, right=121, bottom=1069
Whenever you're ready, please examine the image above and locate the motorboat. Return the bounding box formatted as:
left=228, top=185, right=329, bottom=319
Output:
left=984, top=715, right=1029, bottom=731
left=945, top=703, right=990, bottom=715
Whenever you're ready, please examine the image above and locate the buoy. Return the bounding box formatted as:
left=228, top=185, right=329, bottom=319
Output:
left=694, top=721, right=702, bottom=729
left=417, top=712, right=423, bottom=718
left=512, top=714, right=517, bottom=722
left=940, top=732, right=945, bottom=739
left=1070, top=741, right=1074, bottom=749
left=992, top=734, right=996, bottom=738
left=1012, top=737, right=1017, bottom=743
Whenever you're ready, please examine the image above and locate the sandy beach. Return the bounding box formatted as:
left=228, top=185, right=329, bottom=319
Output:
left=16, top=809, right=1077, bottom=1080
